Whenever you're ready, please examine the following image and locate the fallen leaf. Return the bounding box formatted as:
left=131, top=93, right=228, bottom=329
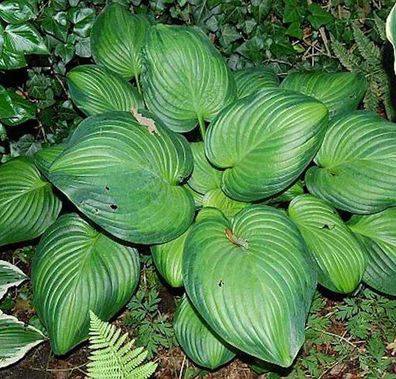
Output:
left=387, top=339, right=396, bottom=355
left=131, top=107, right=160, bottom=136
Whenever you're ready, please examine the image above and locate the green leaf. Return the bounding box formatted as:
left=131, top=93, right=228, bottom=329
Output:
left=0, top=260, right=27, bottom=301
left=0, top=311, right=45, bottom=368
left=267, top=180, right=305, bottom=205
left=67, top=65, right=142, bottom=116
left=0, top=0, right=36, bottom=24
left=188, top=142, right=221, bottom=195
left=307, top=4, right=333, bottom=30
left=0, top=85, right=15, bottom=119
left=1, top=91, right=36, bottom=126
left=151, top=228, right=190, bottom=288
left=174, top=297, right=235, bottom=370
left=4, top=23, right=48, bottom=55
left=49, top=112, right=195, bottom=244
left=233, top=66, right=279, bottom=98
left=386, top=3, right=396, bottom=74
left=306, top=111, right=396, bottom=214
left=91, top=3, right=150, bottom=81
left=281, top=71, right=368, bottom=118
left=0, top=158, right=61, bottom=247
left=142, top=24, right=236, bottom=133
left=0, top=33, right=27, bottom=69
left=285, top=22, right=304, bottom=39
left=206, top=88, right=328, bottom=201
left=32, top=213, right=140, bottom=355
left=34, top=144, right=65, bottom=178
left=348, top=208, right=396, bottom=296
left=288, top=195, right=366, bottom=294
left=69, top=7, right=96, bottom=38
left=183, top=205, right=316, bottom=367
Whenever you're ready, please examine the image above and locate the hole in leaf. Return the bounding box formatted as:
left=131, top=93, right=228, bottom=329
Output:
left=105, top=186, right=110, bottom=191
left=320, top=223, right=335, bottom=230
left=110, top=204, right=118, bottom=211
left=218, top=280, right=224, bottom=287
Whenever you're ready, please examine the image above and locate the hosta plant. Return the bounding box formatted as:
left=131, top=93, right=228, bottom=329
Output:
left=1, top=2, right=396, bottom=375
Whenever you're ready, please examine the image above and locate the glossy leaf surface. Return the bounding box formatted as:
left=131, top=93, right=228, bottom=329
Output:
left=348, top=208, right=396, bottom=296
left=0, top=158, right=61, bottom=247
left=183, top=205, right=316, bottom=367
left=174, top=297, right=235, bottom=370
left=32, top=213, right=140, bottom=355
left=91, top=4, right=150, bottom=80
left=306, top=111, right=396, bottom=214
left=206, top=88, right=328, bottom=201
left=288, top=195, right=366, bottom=293
left=49, top=112, right=195, bottom=244
left=142, top=24, right=236, bottom=132
left=234, top=66, right=279, bottom=98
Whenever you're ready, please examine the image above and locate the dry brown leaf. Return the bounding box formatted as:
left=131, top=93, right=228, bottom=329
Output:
left=131, top=107, right=160, bottom=136
left=387, top=339, right=396, bottom=355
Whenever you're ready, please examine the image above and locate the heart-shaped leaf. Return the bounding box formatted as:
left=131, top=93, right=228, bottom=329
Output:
left=305, top=111, right=396, bottom=214
left=0, top=260, right=27, bottom=301
left=91, top=3, right=150, bottom=81
left=142, top=24, right=236, bottom=133
left=281, top=71, right=367, bottom=118
left=183, top=205, right=316, bottom=367
left=206, top=88, right=328, bottom=201
left=151, top=228, right=190, bottom=288
left=288, top=195, right=366, bottom=293
left=0, top=311, right=45, bottom=368
left=67, top=65, right=142, bottom=116
left=174, top=297, right=235, bottom=370
left=234, top=66, right=279, bottom=98
left=348, top=208, right=396, bottom=296
left=4, top=23, right=48, bottom=55
left=32, top=213, right=140, bottom=355
left=0, top=158, right=61, bottom=247
left=48, top=112, right=195, bottom=244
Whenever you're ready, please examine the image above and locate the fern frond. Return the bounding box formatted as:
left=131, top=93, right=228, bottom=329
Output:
left=87, top=311, right=157, bottom=379
left=377, top=70, right=396, bottom=120
left=363, top=79, right=381, bottom=112
left=352, top=25, right=381, bottom=67
left=330, top=36, right=360, bottom=71
left=374, top=12, right=387, bottom=41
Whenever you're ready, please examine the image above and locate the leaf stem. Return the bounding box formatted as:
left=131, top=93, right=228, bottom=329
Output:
left=198, top=115, right=206, bottom=141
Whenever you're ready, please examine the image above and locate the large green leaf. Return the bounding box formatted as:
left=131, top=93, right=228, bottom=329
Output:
left=0, top=260, right=27, bottom=300
left=150, top=228, right=190, bottom=288
left=48, top=112, right=195, bottom=244
left=281, top=71, right=367, bottom=118
left=67, top=65, right=142, bottom=116
left=142, top=24, right=236, bottom=133
left=387, top=3, right=396, bottom=74
left=0, top=158, right=61, bottom=247
left=91, top=4, right=150, bottom=81
left=305, top=111, right=396, bottom=214
left=206, top=88, right=328, bottom=202
left=174, top=297, right=235, bottom=370
left=32, top=213, right=140, bottom=355
left=234, top=66, right=279, bottom=98
left=183, top=205, right=316, bottom=367
left=0, top=311, right=45, bottom=368
left=288, top=195, right=366, bottom=294
left=348, top=208, right=396, bottom=296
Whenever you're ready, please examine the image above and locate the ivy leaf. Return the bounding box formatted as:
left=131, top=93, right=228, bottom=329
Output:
left=69, top=7, right=96, bottom=38
left=0, top=35, right=27, bottom=69
left=1, top=91, right=36, bottom=127
left=4, top=23, right=48, bottom=55
left=285, top=21, right=304, bottom=39
left=307, top=4, right=333, bottom=30
left=0, top=0, right=37, bottom=24
left=0, top=85, right=16, bottom=119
